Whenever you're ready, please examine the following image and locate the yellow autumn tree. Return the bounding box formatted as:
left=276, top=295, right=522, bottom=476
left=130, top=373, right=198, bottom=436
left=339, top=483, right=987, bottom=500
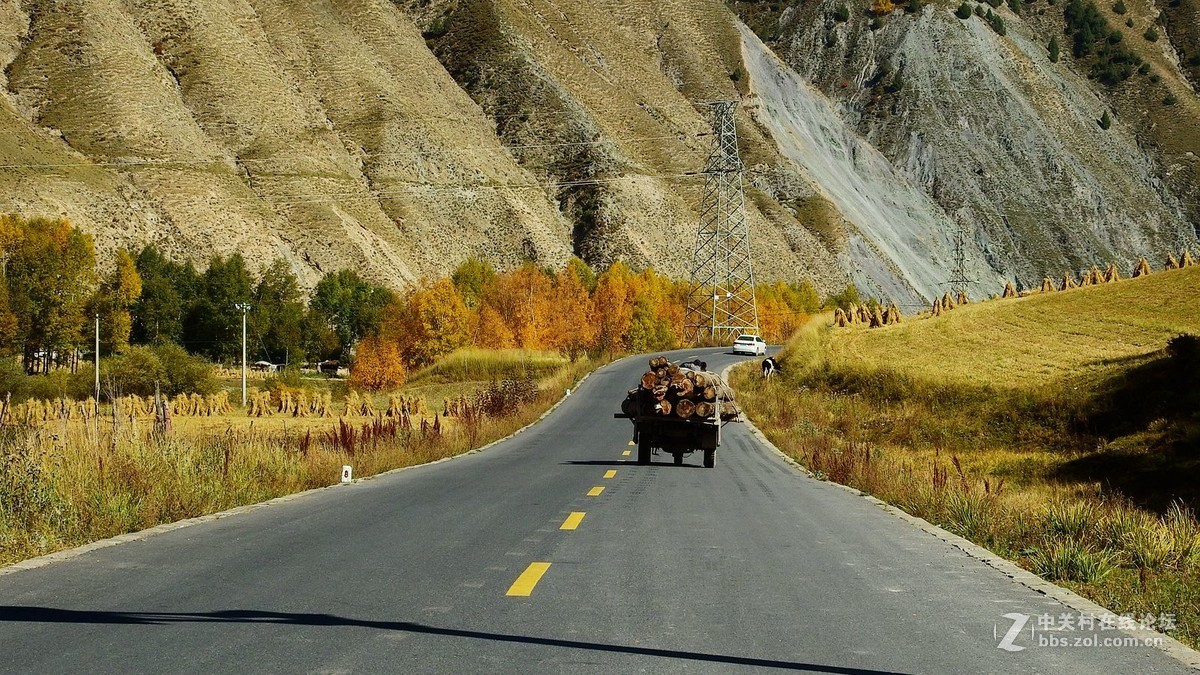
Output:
left=349, top=335, right=405, bottom=391
left=394, top=278, right=472, bottom=368
left=478, top=264, right=554, bottom=349
left=547, top=262, right=596, bottom=360
left=97, top=248, right=142, bottom=353
left=592, top=261, right=638, bottom=354
left=476, top=304, right=515, bottom=349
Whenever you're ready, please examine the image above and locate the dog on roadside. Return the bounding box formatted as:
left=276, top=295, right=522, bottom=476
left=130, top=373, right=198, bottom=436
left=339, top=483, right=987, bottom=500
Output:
left=761, top=357, right=780, bottom=379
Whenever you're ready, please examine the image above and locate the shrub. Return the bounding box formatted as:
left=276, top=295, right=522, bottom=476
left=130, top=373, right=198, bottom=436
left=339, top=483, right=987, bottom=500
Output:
left=1164, top=93, right=1178, bottom=105
left=152, top=343, right=217, bottom=396
left=833, top=4, right=851, bottom=21
left=1125, top=17, right=1134, bottom=26
left=1138, top=62, right=1151, bottom=74
left=1167, top=334, right=1200, bottom=363
left=956, top=2, right=974, bottom=18
left=905, top=0, right=924, bottom=13
left=104, top=346, right=166, bottom=398
left=1008, top=0, right=1024, bottom=16
left=1049, top=36, right=1061, bottom=61
left=1098, top=110, right=1112, bottom=129
left=1144, top=27, right=1159, bottom=41
left=1112, top=0, right=1126, bottom=13
left=986, top=9, right=1006, bottom=33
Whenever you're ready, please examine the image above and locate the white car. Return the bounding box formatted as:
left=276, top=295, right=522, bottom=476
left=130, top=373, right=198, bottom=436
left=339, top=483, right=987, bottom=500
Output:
left=731, top=334, right=767, bottom=356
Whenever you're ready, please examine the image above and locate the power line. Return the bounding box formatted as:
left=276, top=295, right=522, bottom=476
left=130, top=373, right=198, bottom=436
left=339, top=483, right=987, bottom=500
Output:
left=0, top=134, right=694, bottom=171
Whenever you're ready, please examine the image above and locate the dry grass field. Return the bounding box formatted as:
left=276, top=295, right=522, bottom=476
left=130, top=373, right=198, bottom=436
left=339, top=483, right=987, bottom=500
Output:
left=0, top=349, right=593, bottom=568
left=735, top=266, right=1200, bottom=647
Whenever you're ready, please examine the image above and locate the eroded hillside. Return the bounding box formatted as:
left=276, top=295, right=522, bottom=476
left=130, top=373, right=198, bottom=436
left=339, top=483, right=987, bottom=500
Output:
left=0, top=0, right=1195, bottom=302
left=734, top=0, right=1200, bottom=290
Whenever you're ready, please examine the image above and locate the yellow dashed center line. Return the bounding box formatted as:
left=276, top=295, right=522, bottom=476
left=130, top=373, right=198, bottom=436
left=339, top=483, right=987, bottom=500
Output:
left=603, top=470, right=617, bottom=479
left=506, top=562, right=552, bottom=597
left=587, top=486, right=605, bottom=497
left=621, top=450, right=631, bottom=456
left=628, top=441, right=636, bottom=446
left=560, top=512, right=586, bottom=530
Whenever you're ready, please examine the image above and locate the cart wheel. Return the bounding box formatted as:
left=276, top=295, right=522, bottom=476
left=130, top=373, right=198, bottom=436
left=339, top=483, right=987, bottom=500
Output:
left=703, top=449, right=715, bottom=468
left=673, top=452, right=683, bottom=466
left=637, top=439, right=651, bottom=465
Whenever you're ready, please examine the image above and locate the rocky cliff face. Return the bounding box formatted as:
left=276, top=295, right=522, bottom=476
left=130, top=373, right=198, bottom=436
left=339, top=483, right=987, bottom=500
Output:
left=736, top=0, right=1200, bottom=293
left=0, top=0, right=1195, bottom=302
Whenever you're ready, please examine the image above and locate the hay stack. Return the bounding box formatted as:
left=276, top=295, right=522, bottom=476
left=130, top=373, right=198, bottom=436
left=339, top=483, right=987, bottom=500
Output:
left=1182, top=249, right=1196, bottom=268
left=942, top=292, right=956, bottom=310
left=1002, top=281, right=1017, bottom=298
left=1133, top=258, right=1151, bottom=278
left=1040, top=276, right=1054, bottom=293
left=1060, top=272, right=1078, bottom=290
left=834, top=308, right=847, bottom=327
left=957, top=291, right=970, bottom=306
left=870, top=305, right=884, bottom=328
left=887, top=302, right=902, bottom=324
left=1167, top=253, right=1181, bottom=270
left=1104, top=263, right=1120, bottom=283
left=932, top=297, right=942, bottom=317
left=857, top=305, right=870, bottom=324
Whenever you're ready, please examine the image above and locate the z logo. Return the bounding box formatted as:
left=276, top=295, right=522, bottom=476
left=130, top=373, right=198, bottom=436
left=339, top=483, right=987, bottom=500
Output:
left=995, top=613, right=1030, bottom=652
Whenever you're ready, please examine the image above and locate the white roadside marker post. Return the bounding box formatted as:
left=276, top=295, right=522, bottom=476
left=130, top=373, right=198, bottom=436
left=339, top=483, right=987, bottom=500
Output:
left=341, top=465, right=353, bottom=483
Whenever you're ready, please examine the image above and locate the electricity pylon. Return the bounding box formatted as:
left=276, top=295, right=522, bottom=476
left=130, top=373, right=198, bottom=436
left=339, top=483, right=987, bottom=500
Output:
left=947, top=227, right=974, bottom=296
left=684, top=101, right=759, bottom=344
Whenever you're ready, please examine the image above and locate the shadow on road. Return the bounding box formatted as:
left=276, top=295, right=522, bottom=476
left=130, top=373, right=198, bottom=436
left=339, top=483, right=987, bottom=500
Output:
left=0, top=606, right=907, bottom=674
left=561, top=460, right=702, bottom=468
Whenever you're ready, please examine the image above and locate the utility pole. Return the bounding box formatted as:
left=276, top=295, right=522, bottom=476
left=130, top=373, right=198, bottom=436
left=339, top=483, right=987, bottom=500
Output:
left=684, top=101, right=759, bottom=344
left=236, top=303, right=251, bottom=406
left=947, top=227, right=974, bottom=296
left=94, top=313, right=100, bottom=405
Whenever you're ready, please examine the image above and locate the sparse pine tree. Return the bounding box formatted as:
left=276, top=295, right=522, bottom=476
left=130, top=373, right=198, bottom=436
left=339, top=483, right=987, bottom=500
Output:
left=1098, top=110, right=1112, bottom=129
left=1112, top=0, right=1126, bottom=13
left=1144, top=27, right=1159, bottom=41
left=1049, top=36, right=1061, bottom=61
left=956, top=1, right=974, bottom=18
left=1009, top=0, right=1023, bottom=16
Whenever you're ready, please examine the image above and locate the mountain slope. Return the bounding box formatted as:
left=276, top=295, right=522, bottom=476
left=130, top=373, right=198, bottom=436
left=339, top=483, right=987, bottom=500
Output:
left=0, top=0, right=1195, bottom=300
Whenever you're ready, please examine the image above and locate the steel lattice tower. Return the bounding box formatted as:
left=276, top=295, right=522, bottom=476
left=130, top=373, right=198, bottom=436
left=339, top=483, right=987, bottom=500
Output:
left=947, top=227, right=974, bottom=295
left=684, top=101, right=759, bottom=344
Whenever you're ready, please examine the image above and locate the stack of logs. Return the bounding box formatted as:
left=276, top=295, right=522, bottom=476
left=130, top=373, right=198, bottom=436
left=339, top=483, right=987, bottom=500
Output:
left=620, top=356, right=740, bottom=421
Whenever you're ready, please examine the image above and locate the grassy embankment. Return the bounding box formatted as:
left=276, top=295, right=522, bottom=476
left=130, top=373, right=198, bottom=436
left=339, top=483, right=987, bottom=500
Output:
left=0, top=349, right=595, bottom=567
left=735, top=266, right=1200, bottom=647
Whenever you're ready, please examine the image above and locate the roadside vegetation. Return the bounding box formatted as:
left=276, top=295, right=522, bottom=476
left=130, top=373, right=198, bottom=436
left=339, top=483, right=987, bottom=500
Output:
left=0, top=213, right=835, bottom=568
left=0, top=352, right=592, bottom=567
left=735, top=266, right=1200, bottom=648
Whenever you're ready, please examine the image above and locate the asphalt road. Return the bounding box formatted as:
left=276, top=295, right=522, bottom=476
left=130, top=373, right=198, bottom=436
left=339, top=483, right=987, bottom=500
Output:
left=0, top=348, right=1193, bottom=673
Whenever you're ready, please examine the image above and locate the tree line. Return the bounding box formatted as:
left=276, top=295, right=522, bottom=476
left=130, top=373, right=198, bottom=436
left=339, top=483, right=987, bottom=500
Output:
left=1, top=215, right=824, bottom=391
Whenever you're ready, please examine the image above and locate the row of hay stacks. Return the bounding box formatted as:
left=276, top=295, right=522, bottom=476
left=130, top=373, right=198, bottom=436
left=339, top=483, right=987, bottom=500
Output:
left=4, top=390, right=431, bottom=425
left=931, top=291, right=971, bottom=317
left=833, top=302, right=903, bottom=328
left=620, top=356, right=740, bottom=421
left=6, top=392, right=236, bottom=425
left=999, top=249, right=1197, bottom=300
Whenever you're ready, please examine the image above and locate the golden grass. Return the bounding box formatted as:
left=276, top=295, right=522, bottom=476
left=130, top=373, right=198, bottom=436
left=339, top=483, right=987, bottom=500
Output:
left=833, top=266, right=1200, bottom=390
left=0, top=357, right=597, bottom=568
left=736, top=267, right=1200, bottom=647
